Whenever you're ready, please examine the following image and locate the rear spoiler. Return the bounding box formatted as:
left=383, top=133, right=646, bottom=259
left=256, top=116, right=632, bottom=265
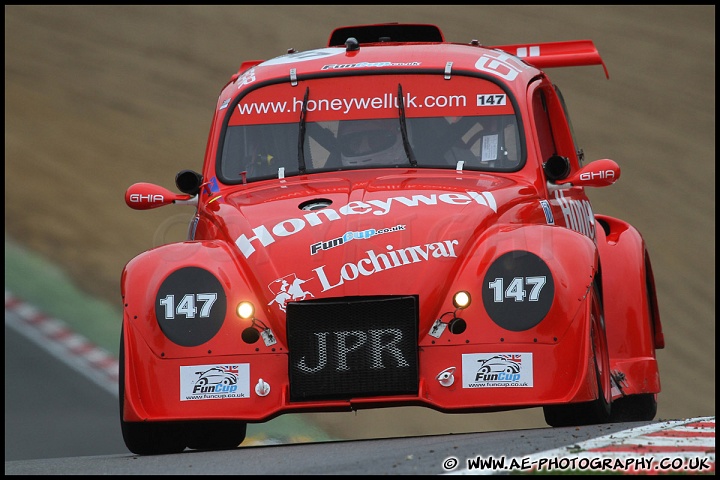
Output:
left=489, top=40, right=609, bottom=78
left=323, top=24, right=607, bottom=78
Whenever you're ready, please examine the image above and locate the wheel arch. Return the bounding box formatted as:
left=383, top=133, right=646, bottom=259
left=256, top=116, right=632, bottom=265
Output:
left=594, top=214, right=662, bottom=397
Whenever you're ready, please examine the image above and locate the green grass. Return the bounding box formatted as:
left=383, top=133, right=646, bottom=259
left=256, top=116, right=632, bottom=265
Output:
left=5, top=235, right=121, bottom=353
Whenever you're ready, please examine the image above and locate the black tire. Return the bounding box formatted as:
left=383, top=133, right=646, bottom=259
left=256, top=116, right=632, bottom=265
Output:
left=119, top=329, right=187, bottom=455
left=544, top=281, right=612, bottom=427
left=610, top=393, right=657, bottom=422
left=185, top=420, right=247, bottom=451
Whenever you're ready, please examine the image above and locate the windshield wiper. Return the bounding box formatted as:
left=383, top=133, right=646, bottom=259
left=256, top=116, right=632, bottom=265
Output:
left=397, top=84, right=418, bottom=167
left=298, top=87, right=309, bottom=174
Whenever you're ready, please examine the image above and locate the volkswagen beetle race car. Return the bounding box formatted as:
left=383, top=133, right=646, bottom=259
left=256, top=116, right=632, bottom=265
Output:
left=121, top=23, right=664, bottom=455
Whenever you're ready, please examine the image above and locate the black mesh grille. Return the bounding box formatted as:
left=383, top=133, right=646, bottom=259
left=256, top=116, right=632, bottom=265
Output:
left=287, top=296, right=419, bottom=402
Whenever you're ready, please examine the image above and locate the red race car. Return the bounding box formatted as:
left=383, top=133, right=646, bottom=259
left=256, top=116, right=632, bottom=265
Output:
left=121, top=23, right=664, bottom=455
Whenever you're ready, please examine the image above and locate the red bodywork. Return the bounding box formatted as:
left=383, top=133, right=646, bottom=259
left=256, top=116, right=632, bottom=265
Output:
left=120, top=24, right=662, bottom=450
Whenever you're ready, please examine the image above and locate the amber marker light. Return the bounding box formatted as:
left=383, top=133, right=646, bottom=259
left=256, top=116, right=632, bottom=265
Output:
left=237, top=301, right=255, bottom=319
left=453, top=291, right=471, bottom=309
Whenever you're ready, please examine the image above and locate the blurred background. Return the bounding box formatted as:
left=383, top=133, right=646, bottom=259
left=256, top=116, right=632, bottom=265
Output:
left=5, top=5, right=715, bottom=441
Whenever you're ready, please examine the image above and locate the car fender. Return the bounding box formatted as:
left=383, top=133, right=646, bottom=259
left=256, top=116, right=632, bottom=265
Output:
left=595, top=214, right=662, bottom=396
left=451, top=222, right=601, bottom=403
left=444, top=222, right=599, bottom=347
left=121, top=240, right=277, bottom=357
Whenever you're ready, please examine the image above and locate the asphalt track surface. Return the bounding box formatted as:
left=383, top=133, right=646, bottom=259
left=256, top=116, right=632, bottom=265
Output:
left=4, top=309, right=127, bottom=461
left=8, top=419, right=713, bottom=475
left=4, top=4, right=715, bottom=468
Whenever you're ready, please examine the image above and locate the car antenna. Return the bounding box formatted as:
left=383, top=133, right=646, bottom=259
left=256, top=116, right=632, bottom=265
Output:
left=397, top=84, right=418, bottom=167
left=297, top=87, right=309, bottom=174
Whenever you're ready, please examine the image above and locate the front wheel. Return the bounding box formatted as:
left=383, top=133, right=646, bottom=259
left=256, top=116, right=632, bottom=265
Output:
left=120, top=418, right=187, bottom=455
left=544, top=281, right=612, bottom=427
left=119, top=328, right=247, bottom=454
left=185, top=420, right=247, bottom=451
left=610, top=393, right=657, bottom=422
left=119, top=329, right=186, bottom=455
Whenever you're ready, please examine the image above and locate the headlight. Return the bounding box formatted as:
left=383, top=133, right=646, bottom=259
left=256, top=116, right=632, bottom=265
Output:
left=453, top=291, right=471, bottom=309
left=236, top=301, right=255, bottom=319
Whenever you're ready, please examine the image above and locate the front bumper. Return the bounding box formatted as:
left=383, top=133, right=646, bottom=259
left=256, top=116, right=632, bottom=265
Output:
left=122, top=322, right=596, bottom=423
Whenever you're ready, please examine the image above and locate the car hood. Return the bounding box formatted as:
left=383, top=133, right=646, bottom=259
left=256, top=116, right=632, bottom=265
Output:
left=212, top=170, right=535, bottom=310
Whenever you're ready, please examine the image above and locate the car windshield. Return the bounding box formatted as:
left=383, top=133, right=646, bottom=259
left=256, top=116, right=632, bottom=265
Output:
left=218, top=74, right=523, bottom=183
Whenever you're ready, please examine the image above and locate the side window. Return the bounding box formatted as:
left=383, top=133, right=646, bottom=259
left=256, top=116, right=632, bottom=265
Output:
left=554, top=86, right=584, bottom=165
left=531, top=83, right=580, bottom=168
left=532, top=89, right=556, bottom=162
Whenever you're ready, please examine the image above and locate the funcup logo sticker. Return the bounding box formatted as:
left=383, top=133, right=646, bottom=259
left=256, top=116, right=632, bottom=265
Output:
left=180, top=364, right=250, bottom=401
left=310, top=224, right=406, bottom=255
left=461, top=353, right=533, bottom=388
left=321, top=61, right=421, bottom=70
